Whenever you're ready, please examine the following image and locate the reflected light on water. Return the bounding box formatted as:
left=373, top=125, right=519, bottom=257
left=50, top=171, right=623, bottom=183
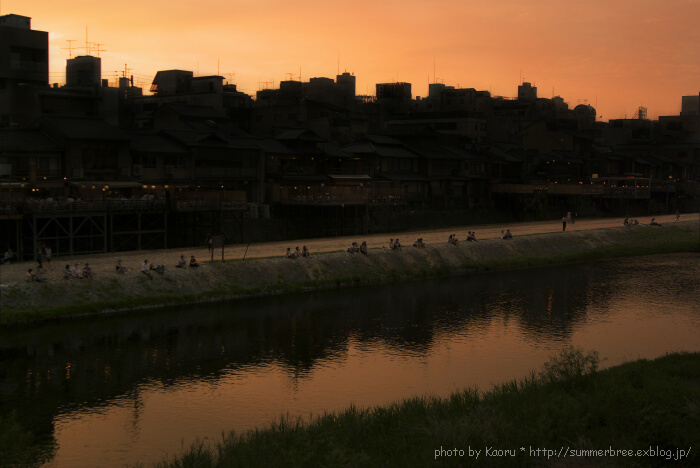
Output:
left=2, top=254, right=698, bottom=468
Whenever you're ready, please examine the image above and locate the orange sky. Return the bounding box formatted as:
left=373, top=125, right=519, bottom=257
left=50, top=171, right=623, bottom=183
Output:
left=5, top=0, right=700, bottom=120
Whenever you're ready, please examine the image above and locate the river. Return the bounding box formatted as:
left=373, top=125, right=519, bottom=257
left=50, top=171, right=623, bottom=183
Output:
left=1, top=253, right=699, bottom=467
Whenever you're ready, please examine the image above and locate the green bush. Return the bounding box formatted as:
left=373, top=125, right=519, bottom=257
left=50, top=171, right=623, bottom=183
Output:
left=539, top=345, right=601, bottom=383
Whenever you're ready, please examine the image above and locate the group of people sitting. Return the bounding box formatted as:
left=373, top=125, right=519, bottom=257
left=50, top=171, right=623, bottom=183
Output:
left=623, top=218, right=641, bottom=228
left=140, top=259, right=166, bottom=279
left=62, top=263, right=93, bottom=279
left=114, top=255, right=199, bottom=277
left=500, top=230, right=513, bottom=239
left=466, top=231, right=478, bottom=242
left=176, top=255, right=200, bottom=268
left=447, top=234, right=459, bottom=245
left=286, top=246, right=312, bottom=259
left=389, top=238, right=402, bottom=251
left=413, top=238, right=425, bottom=248
left=347, top=242, right=368, bottom=255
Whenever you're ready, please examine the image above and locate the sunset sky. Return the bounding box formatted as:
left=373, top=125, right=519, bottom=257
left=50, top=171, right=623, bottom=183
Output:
left=4, top=0, right=699, bottom=120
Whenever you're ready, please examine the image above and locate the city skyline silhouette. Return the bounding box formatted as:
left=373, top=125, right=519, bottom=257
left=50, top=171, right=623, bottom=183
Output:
left=5, top=0, right=698, bottom=121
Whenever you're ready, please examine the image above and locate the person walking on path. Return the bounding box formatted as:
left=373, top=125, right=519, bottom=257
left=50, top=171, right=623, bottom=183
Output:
left=562, top=215, right=567, bottom=232
left=43, top=245, right=52, bottom=270
left=36, top=242, right=43, bottom=269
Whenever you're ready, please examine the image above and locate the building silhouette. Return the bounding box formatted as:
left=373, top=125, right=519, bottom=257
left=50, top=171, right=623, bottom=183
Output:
left=1, top=11, right=699, bottom=259
left=0, top=14, right=48, bottom=127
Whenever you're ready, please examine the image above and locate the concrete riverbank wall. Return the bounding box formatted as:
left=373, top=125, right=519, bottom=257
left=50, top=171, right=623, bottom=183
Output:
left=1, top=221, right=698, bottom=325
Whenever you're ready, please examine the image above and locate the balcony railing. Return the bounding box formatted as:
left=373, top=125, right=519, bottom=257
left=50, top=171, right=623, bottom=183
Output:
left=22, top=199, right=169, bottom=213
left=194, top=167, right=258, bottom=178
left=20, top=197, right=249, bottom=213
left=602, top=187, right=651, bottom=199
left=175, top=199, right=247, bottom=211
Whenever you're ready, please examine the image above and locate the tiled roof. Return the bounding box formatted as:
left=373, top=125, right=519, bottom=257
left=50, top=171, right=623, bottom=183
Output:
left=0, top=130, right=61, bottom=152
left=129, top=132, right=190, bottom=153
left=40, top=116, right=130, bottom=141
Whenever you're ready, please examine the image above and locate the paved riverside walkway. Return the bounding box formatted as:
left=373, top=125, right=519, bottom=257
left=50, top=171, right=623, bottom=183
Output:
left=1, top=213, right=695, bottom=286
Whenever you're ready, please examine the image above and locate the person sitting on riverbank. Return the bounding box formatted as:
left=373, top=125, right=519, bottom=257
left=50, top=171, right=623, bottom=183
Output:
left=389, top=239, right=395, bottom=250
left=71, top=263, right=83, bottom=278
left=467, top=231, right=478, bottom=241
left=346, top=242, right=360, bottom=253
left=83, top=263, right=93, bottom=279
left=141, top=260, right=153, bottom=279
left=63, top=264, right=72, bottom=279
left=287, top=247, right=298, bottom=258
left=504, top=229, right=513, bottom=239
left=360, top=241, right=369, bottom=256
left=1, top=248, right=16, bottom=264
left=176, top=255, right=187, bottom=268
left=448, top=234, right=459, bottom=245
left=392, top=238, right=402, bottom=251
left=295, top=247, right=302, bottom=258
left=189, top=256, right=199, bottom=268
left=150, top=263, right=166, bottom=275
left=26, top=268, right=47, bottom=283
left=413, top=238, right=425, bottom=248
left=302, top=246, right=311, bottom=258
left=650, top=218, right=661, bottom=226
left=116, top=260, right=129, bottom=274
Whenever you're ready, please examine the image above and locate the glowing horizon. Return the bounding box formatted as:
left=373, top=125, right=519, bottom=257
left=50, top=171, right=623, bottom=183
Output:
left=5, top=0, right=700, bottom=120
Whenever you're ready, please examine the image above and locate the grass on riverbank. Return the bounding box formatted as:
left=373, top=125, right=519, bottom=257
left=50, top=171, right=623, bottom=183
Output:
left=150, top=348, right=699, bottom=468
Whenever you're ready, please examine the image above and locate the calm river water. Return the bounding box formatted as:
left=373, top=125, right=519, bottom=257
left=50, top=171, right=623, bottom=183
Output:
left=1, top=253, right=699, bottom=467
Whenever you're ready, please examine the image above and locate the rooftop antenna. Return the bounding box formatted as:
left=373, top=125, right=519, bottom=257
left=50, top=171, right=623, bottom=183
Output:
left=258, top=79, right=274, bottom=90
left=223, top=72, right=236, bottom=84
left=217, top=59, right=220, bottom=76
left=433, top=58, right=436, bottom=84
left=92, top=43, right=106, bottom=57
left=85, top=26, right=90, bottom=55
left=62, top=39, right=78, bottom=59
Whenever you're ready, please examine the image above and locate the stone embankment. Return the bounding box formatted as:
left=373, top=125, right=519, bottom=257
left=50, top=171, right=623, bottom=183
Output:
left=1, top=216, right=698, bottom=325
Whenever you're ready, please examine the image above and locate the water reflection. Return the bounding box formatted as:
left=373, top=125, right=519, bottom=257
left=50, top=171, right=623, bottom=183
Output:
left=0, top=253, right=698, bottom=467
